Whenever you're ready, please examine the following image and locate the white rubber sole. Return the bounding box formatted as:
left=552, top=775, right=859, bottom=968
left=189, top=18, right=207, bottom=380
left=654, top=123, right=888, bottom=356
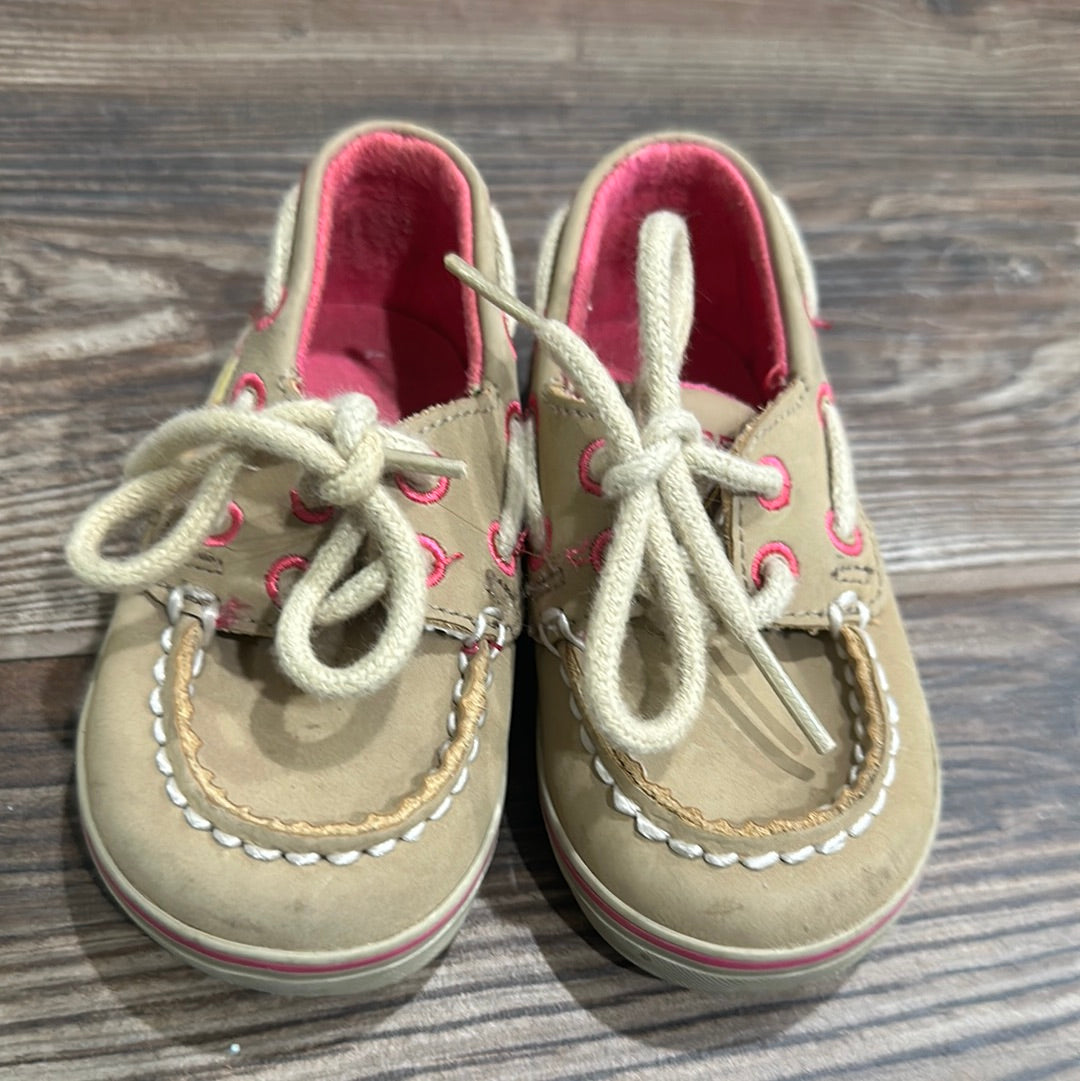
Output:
left=540, top=771, right=919, bottom=997
left=77, top=714, right=502, bottom=996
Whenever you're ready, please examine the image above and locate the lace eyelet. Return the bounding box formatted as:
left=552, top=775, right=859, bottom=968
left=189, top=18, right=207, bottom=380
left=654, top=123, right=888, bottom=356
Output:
left=703, top=430, right=734, bottom=449
left=289, top=489, right=335, bottom=524
left=504, top=400, right=523, bottom=442
left=750, top=542, right=799, bottom=589
left=231, top=372, right=267, bottom=410
left=265, top=554, right=309, bottom=606
left=825, top=510, right=863, bottom=556
left=578, top=438, right=606, bottom=496
left=756, top=456, right=791, bottom=511
left=816, top=383, right=834, bottom=427
left=204, top=501, right=243, bottom=547
left=487, top=520, right=524, bottom=576
left=395, top=473, right=450, bottom=506
left=418, top=534, right=463, bottom=588
left=253, top=287, right=288, bottom=332
left=589, top=528, right=612, bottom=572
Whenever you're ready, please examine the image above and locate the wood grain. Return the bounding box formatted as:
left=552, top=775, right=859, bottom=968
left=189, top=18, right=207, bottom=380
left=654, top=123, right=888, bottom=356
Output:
left=0, top=0, right=1078, bottom=659
left=0, top=3, right=1078, bottom=1077
left=1, top=586, right=1077, bottom=1080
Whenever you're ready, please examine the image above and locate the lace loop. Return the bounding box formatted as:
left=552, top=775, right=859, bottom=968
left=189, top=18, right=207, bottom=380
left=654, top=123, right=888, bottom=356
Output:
left=67, top=393, right=463, bottom=700
left=446, top=214, right=839, bottom=759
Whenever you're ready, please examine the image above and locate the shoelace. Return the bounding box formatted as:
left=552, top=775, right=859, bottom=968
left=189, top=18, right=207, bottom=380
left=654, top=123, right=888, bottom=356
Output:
left=67, top=392, right=466, bottom=698
left=497, top=412, right=545, bottom=562
left=447, top=210, right=851, bottom=758
left=532, top=196, right=857, bottom=541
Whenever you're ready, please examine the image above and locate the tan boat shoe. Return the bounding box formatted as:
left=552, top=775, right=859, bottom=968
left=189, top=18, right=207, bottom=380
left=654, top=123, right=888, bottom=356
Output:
left=449, top=133, right=940, bottom=995
left=67, top=122, right=529, bottom=995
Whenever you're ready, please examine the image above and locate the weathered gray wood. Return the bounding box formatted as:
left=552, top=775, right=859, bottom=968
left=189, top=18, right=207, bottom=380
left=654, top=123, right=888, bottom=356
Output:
left=0, top=0, right=1078, bottom=660
left=1, top=8, right=1079, bottom=1071
left=1, top=585, right=1077, bottom=1080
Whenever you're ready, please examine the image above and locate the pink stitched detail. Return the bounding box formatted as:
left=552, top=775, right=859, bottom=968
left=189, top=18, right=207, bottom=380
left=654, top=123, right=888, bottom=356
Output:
left=253, top=287, right=288, bottom=332
left=289, top=489, right=335, bottom=524
left=232, top=372, right=268, bottom=410
left=816, top=382, right=834, bottom=427
left=214, top=596, right=250, bottom=631
left=503, top=400, right=523, bottom=442
left=566, top=528, right=612, bottom=572
left=395, top=471, right=450, bottom=506
left=801, top=293, right=833, bottom=333
left=565, top=542, right=590, bottom=568
left=589, top=528, right=612, bottom=572
left=265, top=554, right=309, bottom=606
left=825, top=510, right=864, bottom=557
left=417, top=534, right=463, bottom=588
left=526, top=516, right=553, bottom=573
left=88, top=833, right=497, bottom=975
left=544, top=817, right=914, bottom=973
left=578, top=438, right=606, bottom=497
left=204, top=501, right=243, bottom=547
left=701, top=429, right=733, bottom=449
left=756, top=456, right=791, bottom=511
left=750, top=542, right=799, bottom=590
left=487, top=520, right=524, bottom=577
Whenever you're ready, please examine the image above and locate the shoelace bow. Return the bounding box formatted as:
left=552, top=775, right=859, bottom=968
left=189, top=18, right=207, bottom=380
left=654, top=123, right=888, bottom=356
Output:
left=447, top=210, right=839, bottom=757
left=67, top=393, right=465, bottom=698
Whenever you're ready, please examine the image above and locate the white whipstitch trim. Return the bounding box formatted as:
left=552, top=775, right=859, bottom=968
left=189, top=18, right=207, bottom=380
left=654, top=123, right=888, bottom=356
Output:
left=549, top=594, right=899, bottom=873
left=150, top=594, right=502, bottom=868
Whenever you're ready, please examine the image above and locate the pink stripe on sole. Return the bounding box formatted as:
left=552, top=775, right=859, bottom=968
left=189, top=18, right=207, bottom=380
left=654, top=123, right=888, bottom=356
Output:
left=545, top=810, right=911, bottom=973
left=87, top=833, right=492, bottom=976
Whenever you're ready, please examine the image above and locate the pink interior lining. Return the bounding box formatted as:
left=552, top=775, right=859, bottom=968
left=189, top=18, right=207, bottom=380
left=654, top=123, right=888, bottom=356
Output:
left=566, top=141, right=788, bottom=408
left=295, top=132, right=482, bottom=420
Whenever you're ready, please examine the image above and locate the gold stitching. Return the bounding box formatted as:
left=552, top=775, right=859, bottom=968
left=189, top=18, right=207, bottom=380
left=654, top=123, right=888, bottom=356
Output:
left=564, top=630, right=887, bottom=840
left=168, top=620, right=487, bottom=839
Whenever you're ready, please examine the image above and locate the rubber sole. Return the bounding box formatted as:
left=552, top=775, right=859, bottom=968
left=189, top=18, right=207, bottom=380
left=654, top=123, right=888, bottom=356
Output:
left=540, top=771, right=917, bottom=997
left=77, top=713, right=502, bottom=996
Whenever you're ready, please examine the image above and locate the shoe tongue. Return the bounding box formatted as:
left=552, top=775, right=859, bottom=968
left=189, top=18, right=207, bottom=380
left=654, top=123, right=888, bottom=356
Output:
left=679, top=384, right=757, bottom=445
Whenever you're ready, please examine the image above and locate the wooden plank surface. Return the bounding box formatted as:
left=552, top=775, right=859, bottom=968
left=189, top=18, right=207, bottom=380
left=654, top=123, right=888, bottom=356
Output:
left=1, top=586, right=1078, bottom=1080
left=0, top=2, right=1078, bottom=1079
left=0, top=0, right=1078, bottom=659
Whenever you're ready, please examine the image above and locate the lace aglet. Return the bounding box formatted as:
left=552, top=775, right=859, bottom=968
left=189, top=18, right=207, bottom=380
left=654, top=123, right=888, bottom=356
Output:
left=444, top=253, right=542, bottom=334
left=784, top=688, right=836, bottom=756
left=750, top=637, right=837, bottom=756
left=802, top=714, right=837, bottom=756
left=392, top=449, right=467, bottom=480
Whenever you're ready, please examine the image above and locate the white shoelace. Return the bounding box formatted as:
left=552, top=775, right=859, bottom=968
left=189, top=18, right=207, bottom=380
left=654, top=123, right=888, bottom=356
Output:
left=821, top=398, right=858, bottom=544
left=447, top=211, right=853, bottom=758
left=497, top=412, right=545, bottom=561
left=68, top=393, right=466, bottom=698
